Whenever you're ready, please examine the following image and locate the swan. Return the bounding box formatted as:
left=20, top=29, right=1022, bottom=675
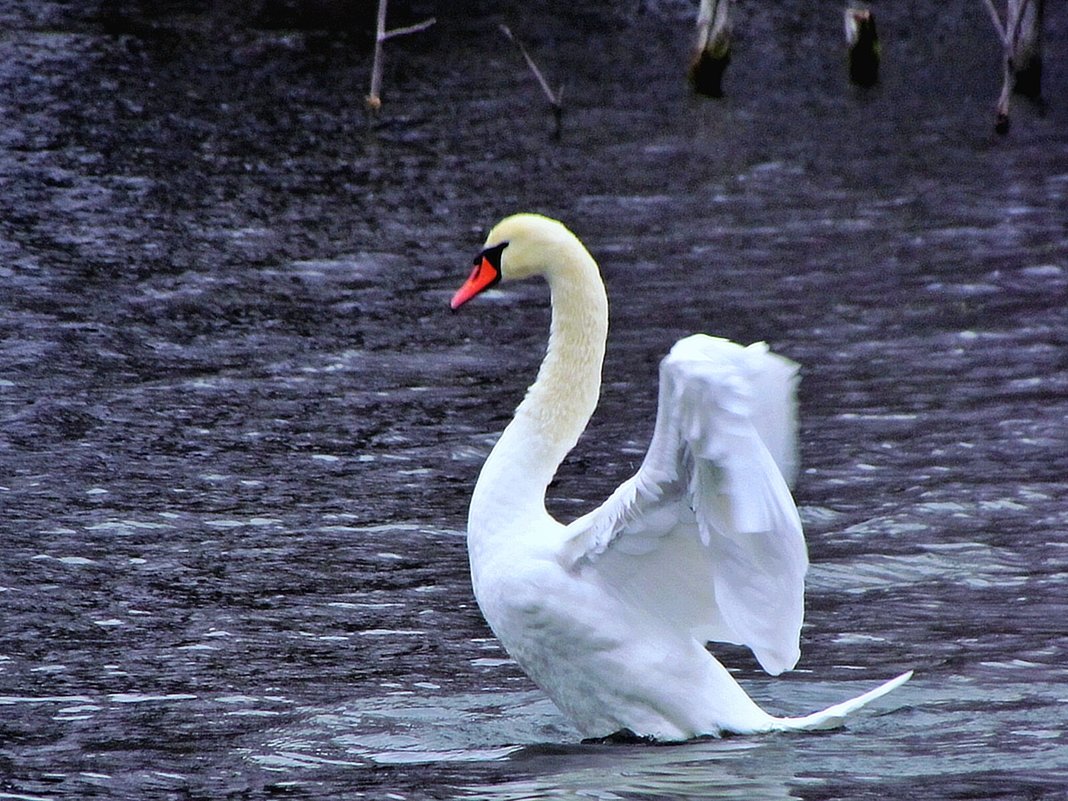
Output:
left=450, top=213, right=912, bottom=740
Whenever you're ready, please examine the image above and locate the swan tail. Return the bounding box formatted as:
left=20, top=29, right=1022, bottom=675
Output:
left=769, top=670, right=913, bottom=732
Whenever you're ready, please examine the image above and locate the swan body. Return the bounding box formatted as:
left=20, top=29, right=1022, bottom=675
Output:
left=452, top=213, right=911, bottom=740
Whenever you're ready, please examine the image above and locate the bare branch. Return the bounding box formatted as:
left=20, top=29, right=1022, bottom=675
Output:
left=982, top=0, right=1009, bottom=44
left=382, top=17, right=437, bottom=42
left=991, top=0, right=1043, bottom=132
left=1007, top=0, right=1031, bottom=51
left=366, top=0, right=436, bottom=114
left=499, top=24, right=562, bottom=109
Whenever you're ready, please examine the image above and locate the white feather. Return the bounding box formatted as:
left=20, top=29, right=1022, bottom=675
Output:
left=564, top=335, right=806, bottom=676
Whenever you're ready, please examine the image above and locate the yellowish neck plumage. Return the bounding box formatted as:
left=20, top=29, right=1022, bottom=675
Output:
left=470, top=228, right=609, bottom=529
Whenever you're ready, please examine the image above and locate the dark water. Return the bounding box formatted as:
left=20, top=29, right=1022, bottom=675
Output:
left=2, top=0, right=1067, bottom=798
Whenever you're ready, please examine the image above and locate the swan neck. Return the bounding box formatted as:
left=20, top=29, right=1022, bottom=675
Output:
left=476, top=247, right=608, bottom=518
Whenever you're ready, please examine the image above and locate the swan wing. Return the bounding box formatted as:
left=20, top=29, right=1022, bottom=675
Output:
left=561, top=335, right=807, bottom=676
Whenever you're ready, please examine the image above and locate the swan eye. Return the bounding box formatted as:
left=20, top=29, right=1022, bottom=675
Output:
left=477, top=241, right=508, bottom=270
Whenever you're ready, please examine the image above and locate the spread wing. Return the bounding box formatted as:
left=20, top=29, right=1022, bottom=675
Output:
left=560, top=335, right=807, bottom=675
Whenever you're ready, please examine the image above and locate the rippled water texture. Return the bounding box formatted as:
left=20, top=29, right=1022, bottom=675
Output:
left=1, top=0, right=1066, bottom=798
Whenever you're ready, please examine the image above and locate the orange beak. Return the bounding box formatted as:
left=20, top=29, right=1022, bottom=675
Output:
left=450, top=256, right=501, bottom=310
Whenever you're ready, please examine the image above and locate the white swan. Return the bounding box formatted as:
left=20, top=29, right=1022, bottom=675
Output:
left=451, top=213, right=911, bottom=741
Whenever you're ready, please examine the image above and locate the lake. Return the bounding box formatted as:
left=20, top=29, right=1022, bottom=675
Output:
left=1, top=1, right=1066, bottom=798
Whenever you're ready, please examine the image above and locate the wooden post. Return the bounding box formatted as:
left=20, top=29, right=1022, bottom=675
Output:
left=844, top=4, right=880, bottom=87
left=365, top=0, right=436, bottom=114
left=984, top=0, right=1045, bottom=133
left=688, top=0, right=731, bottom=98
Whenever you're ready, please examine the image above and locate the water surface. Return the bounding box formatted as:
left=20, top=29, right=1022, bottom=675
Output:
left=1, top=1, right=1066, bottom=798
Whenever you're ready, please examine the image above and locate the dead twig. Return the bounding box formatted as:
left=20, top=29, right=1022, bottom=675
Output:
left=381, top=18, right=437, bottom=41
left=499, top=24, right=564, bottom=140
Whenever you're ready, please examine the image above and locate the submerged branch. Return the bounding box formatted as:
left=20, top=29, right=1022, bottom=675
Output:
left=500, top=24, right=564, bottom=139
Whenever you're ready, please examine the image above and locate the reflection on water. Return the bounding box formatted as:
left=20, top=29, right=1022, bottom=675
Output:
left=246, top=672, right=1067, bottom=799
left=463, top=738, right=801, bottom=801
left=250, top=686, right=812, bottom=799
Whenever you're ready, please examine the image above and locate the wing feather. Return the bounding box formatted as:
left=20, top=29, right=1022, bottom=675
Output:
left=562, top=335, right=807, bottom=675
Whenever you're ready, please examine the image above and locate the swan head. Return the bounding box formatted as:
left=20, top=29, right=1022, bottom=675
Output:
left=450, top=214, right=584, bottom=310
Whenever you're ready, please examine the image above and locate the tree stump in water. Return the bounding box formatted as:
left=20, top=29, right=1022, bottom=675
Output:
left=845, top=4, right=880, bottom=87
left=688, top=0, right=731, bottom=98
